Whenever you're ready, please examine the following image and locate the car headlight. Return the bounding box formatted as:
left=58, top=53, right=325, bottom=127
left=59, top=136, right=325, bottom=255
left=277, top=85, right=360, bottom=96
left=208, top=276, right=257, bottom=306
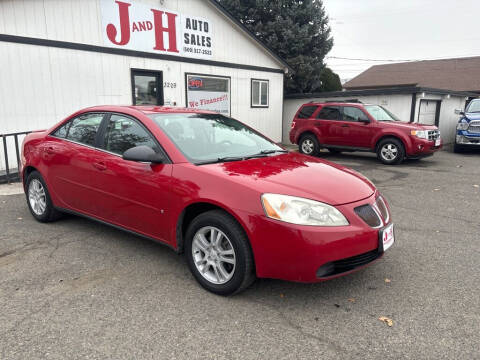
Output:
left=457, top=121, right=469, bottom=130
left=261, top=193, right=349, bottom=226
left=410, top=130, right=428, bottom=139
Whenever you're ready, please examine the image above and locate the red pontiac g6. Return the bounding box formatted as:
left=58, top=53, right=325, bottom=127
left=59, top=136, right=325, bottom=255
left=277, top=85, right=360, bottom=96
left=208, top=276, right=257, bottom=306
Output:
left=21, top=106, right=394, bottom=295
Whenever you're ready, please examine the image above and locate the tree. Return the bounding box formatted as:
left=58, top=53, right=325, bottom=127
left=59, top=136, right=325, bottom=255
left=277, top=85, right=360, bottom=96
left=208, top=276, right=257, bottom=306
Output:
left=216, top=0, right=341, bottom=93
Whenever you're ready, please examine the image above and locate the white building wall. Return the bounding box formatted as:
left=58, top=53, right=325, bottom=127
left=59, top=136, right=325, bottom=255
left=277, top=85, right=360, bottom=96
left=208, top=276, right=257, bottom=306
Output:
left=0, top=0, right=282, bottom=69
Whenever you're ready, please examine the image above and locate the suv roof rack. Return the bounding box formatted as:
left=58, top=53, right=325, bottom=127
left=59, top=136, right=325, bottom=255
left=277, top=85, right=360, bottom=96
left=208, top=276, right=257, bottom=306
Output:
left=324, top=99, right=362, bottom=104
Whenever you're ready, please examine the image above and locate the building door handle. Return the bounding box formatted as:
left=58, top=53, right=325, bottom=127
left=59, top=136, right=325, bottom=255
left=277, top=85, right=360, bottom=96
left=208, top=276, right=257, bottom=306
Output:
left=93, top=162, right=107, bottom=171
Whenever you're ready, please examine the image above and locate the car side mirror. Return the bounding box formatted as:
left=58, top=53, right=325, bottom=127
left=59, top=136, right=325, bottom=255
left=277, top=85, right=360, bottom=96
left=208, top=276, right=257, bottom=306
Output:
left=359, top=118, right=370, bottom=124
left=455, top=109, right=464, bottom=115
left=123, top=145, right=165, bottom=164
left=460, top=111, right=465, bottom=116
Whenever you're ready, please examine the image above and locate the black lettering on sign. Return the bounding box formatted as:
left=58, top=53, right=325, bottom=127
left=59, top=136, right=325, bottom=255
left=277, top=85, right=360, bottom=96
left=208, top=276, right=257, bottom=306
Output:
left=206, top=37, right=211, bottom=47
left=184, top=33, right=190, bottom=44
left=186, top=18, right=191, bottom=30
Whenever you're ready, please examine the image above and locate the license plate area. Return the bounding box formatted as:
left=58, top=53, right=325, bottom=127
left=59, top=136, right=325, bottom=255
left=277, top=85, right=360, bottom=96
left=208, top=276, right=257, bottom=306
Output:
left=435, top=139, right=441, bottom=146
left=379, top=223, right=395, bottom=252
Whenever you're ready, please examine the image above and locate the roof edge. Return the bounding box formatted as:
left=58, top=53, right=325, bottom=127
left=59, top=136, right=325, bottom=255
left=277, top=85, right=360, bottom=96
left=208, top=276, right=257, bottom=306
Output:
left=284, top=86, right=478, bottom=99
left=206, top=0, right=293, bottom=73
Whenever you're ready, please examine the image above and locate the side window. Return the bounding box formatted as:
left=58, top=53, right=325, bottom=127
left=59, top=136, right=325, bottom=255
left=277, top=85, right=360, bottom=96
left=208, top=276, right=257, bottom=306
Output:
left=343, top=107, right=369, bottom=122
left=317, top=106, right=341, bottom=120
left=65, top=113, right=104, bottom=146
left=52, top=123, right=69, bottom=138
left=297, top=106, right=318, bottom=119
left=104, top=114, right=158, bottom=155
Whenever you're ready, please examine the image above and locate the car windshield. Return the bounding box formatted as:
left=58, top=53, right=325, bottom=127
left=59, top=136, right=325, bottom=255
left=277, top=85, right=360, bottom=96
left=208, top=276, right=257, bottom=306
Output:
left=466, top=100, right=480, bottom=113
left=149, top=113, right=284, bottom=164
left=364, top=105, right=400, bottom=121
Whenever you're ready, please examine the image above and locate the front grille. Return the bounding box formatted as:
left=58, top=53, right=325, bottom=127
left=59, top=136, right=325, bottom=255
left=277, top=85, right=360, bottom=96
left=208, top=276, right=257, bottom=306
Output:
left=375, top=196, right=390, bottom=224
left=316, top=250, right=380, bottom=278
left=427, top=130, right=440, bottom=141
left=355, top=204, right=382, bottom=228
left=468, top=121, right=480, bottom=134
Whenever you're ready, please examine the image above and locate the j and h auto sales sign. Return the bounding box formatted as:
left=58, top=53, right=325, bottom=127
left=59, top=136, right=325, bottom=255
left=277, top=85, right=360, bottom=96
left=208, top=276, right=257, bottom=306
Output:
left=100, top=0, right=213, bottom=59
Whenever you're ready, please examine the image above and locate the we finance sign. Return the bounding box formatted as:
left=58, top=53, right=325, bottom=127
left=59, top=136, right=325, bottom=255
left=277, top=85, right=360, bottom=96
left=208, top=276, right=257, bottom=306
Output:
left=100, top=0, right=213, bottom=59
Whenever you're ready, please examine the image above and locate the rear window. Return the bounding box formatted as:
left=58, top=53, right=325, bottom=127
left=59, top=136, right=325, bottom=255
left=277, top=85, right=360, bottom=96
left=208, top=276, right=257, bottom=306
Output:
left=297, top=105, right=318, bottom=119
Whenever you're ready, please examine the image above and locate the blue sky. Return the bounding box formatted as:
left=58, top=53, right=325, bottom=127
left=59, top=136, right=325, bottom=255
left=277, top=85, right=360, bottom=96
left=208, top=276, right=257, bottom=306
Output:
left=322, top=0, right=480, bottom=82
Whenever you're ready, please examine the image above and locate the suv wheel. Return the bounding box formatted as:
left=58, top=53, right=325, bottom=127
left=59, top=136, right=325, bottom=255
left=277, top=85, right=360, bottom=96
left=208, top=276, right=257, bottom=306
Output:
left=377, top=138, right=405, bottom=165
left=185, top=210, right=255, bottom=296
left=25, top=171, right=62, bottom=222
left=299, top=135, right=319, bottom=156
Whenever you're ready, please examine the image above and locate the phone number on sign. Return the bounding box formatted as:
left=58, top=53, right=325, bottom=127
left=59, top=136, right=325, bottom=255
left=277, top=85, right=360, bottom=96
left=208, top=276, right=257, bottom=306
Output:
left=183, top=47, right=212, bottom=56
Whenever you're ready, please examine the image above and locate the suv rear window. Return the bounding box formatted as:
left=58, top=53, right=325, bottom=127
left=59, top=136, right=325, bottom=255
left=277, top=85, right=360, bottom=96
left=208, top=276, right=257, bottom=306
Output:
left=297, top=105, right=318, bottom=119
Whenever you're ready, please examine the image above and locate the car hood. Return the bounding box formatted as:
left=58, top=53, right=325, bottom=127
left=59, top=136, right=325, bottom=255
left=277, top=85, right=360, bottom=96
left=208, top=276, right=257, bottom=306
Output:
left=465, top=113, right=480, bottom=121
left=200, top=152, right=376, bottom=206
left=380, top=121, right=438, bottom=130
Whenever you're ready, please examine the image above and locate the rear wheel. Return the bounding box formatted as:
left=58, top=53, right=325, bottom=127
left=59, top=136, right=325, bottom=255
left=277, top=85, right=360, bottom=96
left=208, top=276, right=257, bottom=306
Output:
left=25, top=171, right=62, bottom=222
left=377, top=138, right=405, bottom=165
left=185, top=210, right=255, bottom=296
left=299, top=134, right=320, bottom=156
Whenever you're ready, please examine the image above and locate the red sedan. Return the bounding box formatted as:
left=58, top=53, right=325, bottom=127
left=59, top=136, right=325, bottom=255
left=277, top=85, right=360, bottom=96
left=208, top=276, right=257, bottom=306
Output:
left=21, top=106, right=394, bottom=295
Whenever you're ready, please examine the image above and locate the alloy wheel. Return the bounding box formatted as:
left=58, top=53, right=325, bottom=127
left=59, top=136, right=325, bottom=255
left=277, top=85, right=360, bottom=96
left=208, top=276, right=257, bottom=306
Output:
left=380, top=143, right=398, bottom=161
left=28, top=179, right=47, bottom=216
left=301, top=139, right=314, bottom=154
left=191, top=226, right=236, bottom=285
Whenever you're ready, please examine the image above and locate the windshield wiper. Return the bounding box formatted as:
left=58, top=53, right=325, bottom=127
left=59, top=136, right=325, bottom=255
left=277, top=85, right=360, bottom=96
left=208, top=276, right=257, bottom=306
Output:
left=259, top=149, right=288, bottom=154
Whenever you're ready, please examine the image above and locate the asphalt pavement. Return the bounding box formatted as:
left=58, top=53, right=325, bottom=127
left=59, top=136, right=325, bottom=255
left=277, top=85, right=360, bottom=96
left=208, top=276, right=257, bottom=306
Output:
left=0, top=149, right=479, bottom=359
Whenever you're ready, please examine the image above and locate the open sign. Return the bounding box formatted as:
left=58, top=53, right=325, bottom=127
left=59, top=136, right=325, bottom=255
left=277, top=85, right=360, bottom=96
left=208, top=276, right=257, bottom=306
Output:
left=188, top=78, right=204, bottom=89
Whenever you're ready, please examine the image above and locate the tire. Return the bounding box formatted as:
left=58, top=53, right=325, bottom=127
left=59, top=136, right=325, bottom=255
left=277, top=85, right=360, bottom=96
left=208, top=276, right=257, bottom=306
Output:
left=299, top=134, right=320, bottom=156
left=25, top=171, right=62, bottom=222
left=453, top=143, right=465, bottom=153
left=185, top=210, right=255, bottom=296
left=327, top=148, right=342, bottom=154
left=377, top=138, right=405, bottom=165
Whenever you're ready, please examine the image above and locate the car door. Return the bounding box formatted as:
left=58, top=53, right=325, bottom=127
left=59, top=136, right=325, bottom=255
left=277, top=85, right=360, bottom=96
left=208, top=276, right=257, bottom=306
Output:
left=93, top=113, right=173, bottom=243
left=315, top=105, right=343, bottom=145
left=44, top=112, right=108, bottom=215
left=337, top=106, right=375, bottom=148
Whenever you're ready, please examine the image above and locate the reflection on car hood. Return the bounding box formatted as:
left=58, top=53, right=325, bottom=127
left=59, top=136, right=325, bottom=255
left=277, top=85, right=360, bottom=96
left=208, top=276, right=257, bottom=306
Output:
left=465, top=113, right=480, bottom=121
left=202, top=152, right=376, bottom=206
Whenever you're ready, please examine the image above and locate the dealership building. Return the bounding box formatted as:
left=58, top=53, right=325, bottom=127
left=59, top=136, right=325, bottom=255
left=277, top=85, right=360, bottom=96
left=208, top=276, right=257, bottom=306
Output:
left=0, top=0, right=291, bottom=175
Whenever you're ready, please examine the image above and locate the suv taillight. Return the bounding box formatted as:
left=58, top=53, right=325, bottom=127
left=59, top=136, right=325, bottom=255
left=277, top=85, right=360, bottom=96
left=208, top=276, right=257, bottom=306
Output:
left=291, top=121, right=296, bottom=129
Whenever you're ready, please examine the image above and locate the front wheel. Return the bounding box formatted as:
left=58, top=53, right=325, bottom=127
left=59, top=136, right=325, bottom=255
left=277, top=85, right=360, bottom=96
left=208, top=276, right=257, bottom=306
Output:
left=377, top=138, right=405, bottom=165
left=185, top=210, right=255, bottom=296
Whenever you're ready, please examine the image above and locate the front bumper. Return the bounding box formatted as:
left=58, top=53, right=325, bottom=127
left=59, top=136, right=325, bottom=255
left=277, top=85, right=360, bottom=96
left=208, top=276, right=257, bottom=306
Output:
left=456, top=132, right=480, bottom=146
left=240, top=193, right=391, bottom=282
left=407, top=137, right=442, bottom=157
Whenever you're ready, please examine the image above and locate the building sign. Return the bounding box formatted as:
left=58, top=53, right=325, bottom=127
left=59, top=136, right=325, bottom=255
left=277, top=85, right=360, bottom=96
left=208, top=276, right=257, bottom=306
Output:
left=100, top=0, right=213, bottom=59
left=186, top=74, right=230, bottom=116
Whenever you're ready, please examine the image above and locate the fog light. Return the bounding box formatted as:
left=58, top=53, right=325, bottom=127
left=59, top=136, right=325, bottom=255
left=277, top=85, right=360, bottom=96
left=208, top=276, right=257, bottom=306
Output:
left=418, top=144, right=424, bottom=150
left=456, top=135, right=464, bottom=144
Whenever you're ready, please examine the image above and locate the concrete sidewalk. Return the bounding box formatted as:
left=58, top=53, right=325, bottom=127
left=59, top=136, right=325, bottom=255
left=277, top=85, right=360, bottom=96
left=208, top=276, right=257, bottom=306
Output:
left=0, top=182, right=23, bottom=196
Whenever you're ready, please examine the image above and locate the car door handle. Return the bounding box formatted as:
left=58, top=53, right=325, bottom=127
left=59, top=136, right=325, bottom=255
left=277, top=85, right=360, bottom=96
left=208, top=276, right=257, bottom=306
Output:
left=341, top=124, right=350, bottom=128
left=93, top=162, right=107, bottom=171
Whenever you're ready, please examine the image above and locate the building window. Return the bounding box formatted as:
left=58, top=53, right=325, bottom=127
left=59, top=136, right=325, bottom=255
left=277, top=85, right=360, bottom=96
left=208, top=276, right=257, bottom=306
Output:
left=185, top=73, right=231, bottom=116
left=251, top=79, right=269, bottom=108
left=131, top=69, right=164, bottom=106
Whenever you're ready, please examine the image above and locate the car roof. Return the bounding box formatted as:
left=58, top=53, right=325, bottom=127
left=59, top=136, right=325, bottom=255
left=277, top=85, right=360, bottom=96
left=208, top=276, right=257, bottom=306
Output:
left=78, top=105, right=219, bottom=116
left=301, top=102, right=378, bottom=107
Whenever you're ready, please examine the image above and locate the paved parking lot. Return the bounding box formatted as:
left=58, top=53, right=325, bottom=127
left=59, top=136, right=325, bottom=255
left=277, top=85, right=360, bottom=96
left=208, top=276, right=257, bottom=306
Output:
left=0, top=150, right=479, bottom=359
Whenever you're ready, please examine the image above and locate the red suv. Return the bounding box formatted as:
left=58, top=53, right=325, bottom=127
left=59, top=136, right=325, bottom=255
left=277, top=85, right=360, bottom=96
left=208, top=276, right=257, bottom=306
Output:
left=289, top=102, right=442, bottom=164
